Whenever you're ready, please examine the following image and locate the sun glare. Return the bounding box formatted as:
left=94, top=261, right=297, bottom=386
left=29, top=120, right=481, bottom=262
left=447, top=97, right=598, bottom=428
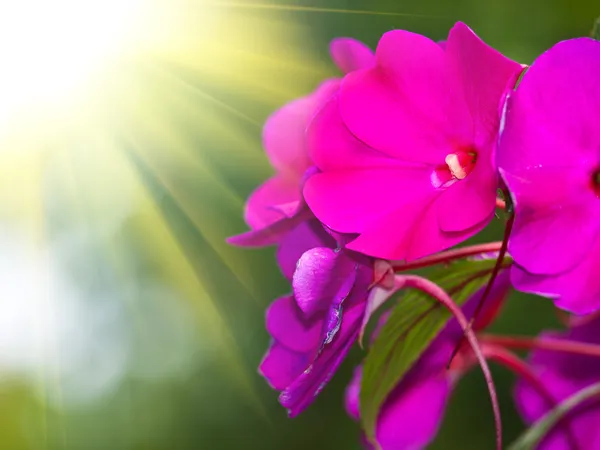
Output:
left=0, top=0, right=142, bottom=126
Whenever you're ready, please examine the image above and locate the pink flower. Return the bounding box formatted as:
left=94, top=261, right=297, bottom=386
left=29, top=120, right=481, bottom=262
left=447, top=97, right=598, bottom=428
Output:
left=228, top=38, right=374, bottom=247
left=303, top=22, right=522, bottom=260
left=497, top=38, right=600, bottom=314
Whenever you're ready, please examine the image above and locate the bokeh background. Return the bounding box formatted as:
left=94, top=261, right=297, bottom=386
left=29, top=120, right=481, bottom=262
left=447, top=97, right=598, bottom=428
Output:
left=0, top=0, right=597, bottom=448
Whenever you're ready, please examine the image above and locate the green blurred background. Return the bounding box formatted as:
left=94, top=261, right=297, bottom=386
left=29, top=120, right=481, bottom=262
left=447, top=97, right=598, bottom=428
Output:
left=0, top=0, right=597, bottom=448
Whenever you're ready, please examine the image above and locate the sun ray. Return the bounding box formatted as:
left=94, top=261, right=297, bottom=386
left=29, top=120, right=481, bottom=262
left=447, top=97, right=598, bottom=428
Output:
left=204, top=1, right=446, bottom=19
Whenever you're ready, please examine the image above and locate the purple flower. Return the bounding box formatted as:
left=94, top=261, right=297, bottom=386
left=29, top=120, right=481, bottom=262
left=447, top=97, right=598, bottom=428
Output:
left=345, top=271, right=512, bottom=449
left=303, top=22, right=522, bottom=261
left=514, top=317, right=600, bottom=449
left=228, top=38, right=374, bottom=247
left=497, top=38, right=600, bottom=314
left=259, top=219, right=400, bottom=416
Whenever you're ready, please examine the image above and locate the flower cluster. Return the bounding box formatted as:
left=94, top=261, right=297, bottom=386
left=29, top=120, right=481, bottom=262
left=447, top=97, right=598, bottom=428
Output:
left=229, top=21, right=600, bottom=450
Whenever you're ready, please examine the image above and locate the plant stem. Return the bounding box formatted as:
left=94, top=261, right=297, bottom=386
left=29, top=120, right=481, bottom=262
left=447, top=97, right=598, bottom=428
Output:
left=391, top=242, right=503, bottom=272
left=481, top=335, right=600, bottom=358
left=403, top=275, right=502, bottom=450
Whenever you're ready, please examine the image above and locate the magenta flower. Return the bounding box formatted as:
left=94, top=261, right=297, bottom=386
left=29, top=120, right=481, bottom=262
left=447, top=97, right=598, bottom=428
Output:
left=514, top=316, right=600, bottom=449
left=497, top=38, right=600, bottom=314
left=345, top=271, right=511, bottom=449
left=228, top=38, right=374, bottom=247
left=303, top=22, right=522, bottom=260
left=259, top=218, right=401, bottom=415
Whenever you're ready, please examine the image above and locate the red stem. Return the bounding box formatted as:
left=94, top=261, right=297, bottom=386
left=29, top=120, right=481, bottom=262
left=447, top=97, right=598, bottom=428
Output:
left=482, top=344, right=580, bottom=450
left=402, top=275, right=502, bottom=450
left=391, top=242, right=503, bottom=272
left=481, top=335, right=600, bottom=358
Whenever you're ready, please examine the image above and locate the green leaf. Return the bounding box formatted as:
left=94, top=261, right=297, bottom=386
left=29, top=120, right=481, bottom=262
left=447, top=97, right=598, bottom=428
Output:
left=508, top=381, right=600, bottom=450
left=359, top=257, right=500, bottom=445
left=592, top=16, right=600, bottom=41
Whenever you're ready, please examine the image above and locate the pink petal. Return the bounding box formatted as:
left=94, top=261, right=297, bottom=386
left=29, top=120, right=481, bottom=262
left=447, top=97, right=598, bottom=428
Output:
left=292, top=247, right=357, bottom=317
left=339, top=30, right=470, bottom=165
left=269, top=201, right=302, bottom=219
left=329, top=37, right=375, bottom=74
left=345, top=192, right=483, bottom=261
left=263, top=79, right=340, bottom=177
left=227, top=208, right=311, bottom=247
left=498, top=38, right=600, bottom=175
left=437, top=160, right=497, bottom=232
left=504, top=170, right=599, bottom=276
left=244, top=175, right=300, bottom=230
left=265, top=296, right=322, bottom=353
left=307, top=95, right=401, bottom=172
left=510, top=242, right=600, bottom=315
left=445, top=22, right=523, bottom=148
left=303, top=166, right=433, bottom=236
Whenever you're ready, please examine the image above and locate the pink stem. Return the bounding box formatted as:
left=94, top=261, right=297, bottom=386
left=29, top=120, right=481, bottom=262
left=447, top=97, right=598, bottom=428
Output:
left=391, top=242, right=503, bottom=272
left=402, top=275, right=502, bottom=450
left=482, top=344, right=579, bottom=450
left=447, top=211, right=515, bottom=370
left=481, top=335, right=600, bottom=358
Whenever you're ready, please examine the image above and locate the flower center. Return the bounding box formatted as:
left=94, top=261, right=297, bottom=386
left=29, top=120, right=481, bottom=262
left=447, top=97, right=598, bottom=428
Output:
left=431, top=150, right=478, bottom=188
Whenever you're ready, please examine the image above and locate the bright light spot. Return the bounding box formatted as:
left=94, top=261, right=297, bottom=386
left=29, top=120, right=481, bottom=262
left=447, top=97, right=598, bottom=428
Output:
left=0, top=0, right=142, bottom=126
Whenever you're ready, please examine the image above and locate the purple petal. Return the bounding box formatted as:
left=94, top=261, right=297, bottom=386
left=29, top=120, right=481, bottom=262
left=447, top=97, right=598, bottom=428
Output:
left=259, top=342, right=312, bottom=391
left=265, top=297, right=322, bottom=353
left=280, top=301, right=366, bottom=416
left=276, top=219, right=336, bottom=281
left=292, top=247, right=357, bottom=317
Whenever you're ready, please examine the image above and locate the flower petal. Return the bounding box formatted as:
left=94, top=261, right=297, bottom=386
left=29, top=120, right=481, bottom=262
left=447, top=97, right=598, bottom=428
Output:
left=437, top=160, right=497, bottom=232
left=329, top=37, right=375, bottom=74
left=276, top=219, right=336, bottom=281
left=510, top=241, right=600, bottom=315
left=280, top=301, right=366, bottom=416
left=259, top=342, right=311, bottom=391
left=445, top=22, right=522, bottom=147
left=292, top=247, right=357, bottom=317
left=307, top=95, right=400, bottom=173
left=263, top=79, right=340, bottom=176
left=227, top=207, right=311, bottom=247
left=303, top=166, right=433, bottom=237
left=265, top=296, right=322, bottom=353
left=244, top=175, right=299, bottom=229
left=376, top=375, right=452, bottom=449
left=339, top=29, right=469, bottom=165
left=498, top=38, right=600, bottom=175
left=503, top=172, right=599, bottom=275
